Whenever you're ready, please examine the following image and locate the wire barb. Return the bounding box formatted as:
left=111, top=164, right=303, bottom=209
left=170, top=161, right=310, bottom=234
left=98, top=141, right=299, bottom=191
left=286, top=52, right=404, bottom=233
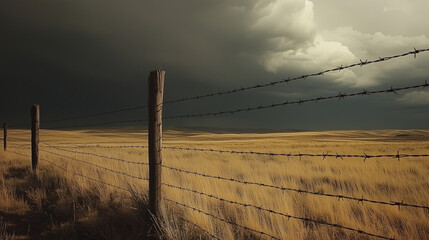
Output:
left=360, top=59, right=368, bottom=66
left=395, top=151, right=400, bottom=161
left=413, top=47, right=420, bottom=58
left=337, top=92, right=346, bottom=100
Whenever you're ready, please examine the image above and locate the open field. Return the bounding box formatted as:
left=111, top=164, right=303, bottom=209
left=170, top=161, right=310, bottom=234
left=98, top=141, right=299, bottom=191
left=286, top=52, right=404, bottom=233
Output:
left=1, top=129, right=429, bottom=239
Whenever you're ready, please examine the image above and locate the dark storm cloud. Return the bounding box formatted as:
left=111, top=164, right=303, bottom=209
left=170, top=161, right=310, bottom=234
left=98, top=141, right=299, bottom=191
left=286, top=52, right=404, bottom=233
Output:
left=1, top=0, right=318, bottom=82
left=1, top=0, right=428, bottom=130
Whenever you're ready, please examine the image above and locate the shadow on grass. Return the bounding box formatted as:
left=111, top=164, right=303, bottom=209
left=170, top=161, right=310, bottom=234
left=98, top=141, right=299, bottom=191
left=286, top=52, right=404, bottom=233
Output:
left=1, top=165, right=155, bottom=240
left=4, top=167, right=28, bottom=179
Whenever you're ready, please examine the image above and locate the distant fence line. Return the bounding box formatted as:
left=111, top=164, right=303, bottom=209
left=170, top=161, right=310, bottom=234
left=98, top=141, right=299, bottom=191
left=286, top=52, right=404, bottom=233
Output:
left=3, top=47, right=429, bottom=239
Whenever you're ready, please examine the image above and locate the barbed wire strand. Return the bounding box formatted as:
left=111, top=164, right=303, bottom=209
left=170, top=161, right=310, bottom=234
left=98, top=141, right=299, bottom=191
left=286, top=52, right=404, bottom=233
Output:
left=163, top=48, right=429, bottom=105
left=36, top=140, right=146, bottom=146
left=8, top=123, right=30, bottom=128
left=39, top=149, right=149, bottom=181
left=43, top=106, right=148, bottom=124
left=165, top=81, right=429, bottom=120
left=40, top=157, right=135, bottom=193
left=7, top=136, right=30, bottom=142
left=5, top=140, right=30, bottom=147
left=43, top=118, right=148, bottom=130
left=40, top=141, right=149, bottom=166
left=161, top=164, right=429, bottom=211
left=11, top=145, right=31, bottom=150
left=179, top=217, right=221, bottom=240
left=163, top=183, right=394, bottom=240
left=162, top=146, right=429, bottom=162
left=163, top=198, right=280, bottom=240
left=8, top=151, right=31, bottom=158
left=40, top=143, right=148, bottom=149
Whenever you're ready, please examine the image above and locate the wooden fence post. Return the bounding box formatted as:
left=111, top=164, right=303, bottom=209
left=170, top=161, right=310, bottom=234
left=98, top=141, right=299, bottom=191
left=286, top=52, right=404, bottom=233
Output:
left=31, top=104, right=40, bottom=171
left=3, top=123, right=6, bottom=151
left=148, top=70, right=165, bottom=217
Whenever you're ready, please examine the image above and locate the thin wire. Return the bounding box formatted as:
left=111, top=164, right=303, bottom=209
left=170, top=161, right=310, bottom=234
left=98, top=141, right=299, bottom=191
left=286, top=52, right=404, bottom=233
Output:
left=40, top=149, right=149, bottom=181
left=37, top=140, right=146, bottom=146
left=43, top=118, right=148, bottom=130
left=163, top=183, right=394, bottom=240
left=179, top=217, right=221, bottom=240
left=8, top=123, right=30, bottom=128
left=40, top=141, right=149, bottom=165
left=11, top=145, right=31, bottom=150
left=39, top=157, right=134, bottom=193
left=41, top=143, right=148, bottom=149
left=163, top=198, right=280, bottom=240
left=163, top=48, right=429, bottom=105
left=161, top=164, right=429, bottom=211
left=43, top=105, right=148, bottom=124
left=8, top=151, right=31, bottom=158
left=165, top=81, right=429, bottom=120
left=7, top=137, right=29, bottom=141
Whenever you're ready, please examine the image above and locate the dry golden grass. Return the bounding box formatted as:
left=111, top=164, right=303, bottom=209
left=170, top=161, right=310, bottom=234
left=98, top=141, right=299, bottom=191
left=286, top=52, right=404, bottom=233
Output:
left=1, top=128, right=429, bottom=239
left=0, top=221, right=16, bottom=240
left=0, top=167, right=30, bottom=216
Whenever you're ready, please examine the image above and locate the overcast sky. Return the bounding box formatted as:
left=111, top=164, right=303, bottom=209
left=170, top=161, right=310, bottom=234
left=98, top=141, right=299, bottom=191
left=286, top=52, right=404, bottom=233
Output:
left=1, top=0, right=429, bottom=130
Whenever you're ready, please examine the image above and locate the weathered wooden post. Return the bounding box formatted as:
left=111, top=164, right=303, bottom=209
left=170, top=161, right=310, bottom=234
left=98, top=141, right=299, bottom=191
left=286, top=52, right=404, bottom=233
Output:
left=3, top=123, right=6, bottom=151
left=148, top=70, right=165, bottom=218
left=31, top=104, right=40, bottom=171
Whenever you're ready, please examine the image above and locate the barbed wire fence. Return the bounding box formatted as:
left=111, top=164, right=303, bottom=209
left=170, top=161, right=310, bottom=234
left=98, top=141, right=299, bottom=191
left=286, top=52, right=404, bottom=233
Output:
left=2, top=48, right=429, bottom=239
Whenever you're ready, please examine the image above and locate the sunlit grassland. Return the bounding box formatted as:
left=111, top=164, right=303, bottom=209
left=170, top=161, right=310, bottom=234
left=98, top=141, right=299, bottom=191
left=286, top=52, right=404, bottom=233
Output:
left=1, top=129, right=429, bottom=239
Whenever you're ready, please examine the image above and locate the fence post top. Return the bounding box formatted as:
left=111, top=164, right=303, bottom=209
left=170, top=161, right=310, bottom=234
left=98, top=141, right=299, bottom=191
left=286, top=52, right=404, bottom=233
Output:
left=149, top=69, right=165, bottom=77
left=150, top=69, right=165, bottom=72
